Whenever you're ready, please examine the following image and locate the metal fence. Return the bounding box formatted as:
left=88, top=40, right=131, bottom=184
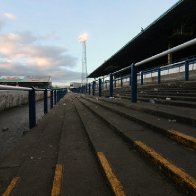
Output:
left=0, top=85, right=67, bottom=128
left=81, top=37, right=196, bottom=102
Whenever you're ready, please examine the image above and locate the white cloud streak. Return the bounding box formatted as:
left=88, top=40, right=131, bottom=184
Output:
left=0, top=31, right=80, bottom=84
left=3, top=12, right=16, bottom=20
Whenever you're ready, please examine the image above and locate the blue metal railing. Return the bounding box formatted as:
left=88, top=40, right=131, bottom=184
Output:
left=80, top=57, right=195, bottom=97
left=0, top=85, right=67, bottom=129
left=81, top=38, right=196, bottom=101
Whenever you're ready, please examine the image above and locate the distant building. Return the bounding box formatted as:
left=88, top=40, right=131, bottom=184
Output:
left=0, top=76, right=52, bottom=88
left=70, top=82, right=81, bottom=89
left=69, top=82, right=81, bottom=93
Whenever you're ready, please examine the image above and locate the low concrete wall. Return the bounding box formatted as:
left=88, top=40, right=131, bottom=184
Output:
left=0, top=91, right=44, bottom=112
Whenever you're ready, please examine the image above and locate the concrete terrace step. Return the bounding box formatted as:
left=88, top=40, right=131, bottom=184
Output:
left=0, top=95, right=112, bottom=196
left=137, top=97, right=196, bottom=108
left=0, top=99, right=67, bottom=195
left=82, top=97, right=196, bottom=172
left=1, top=93, right=195, bottom=195
left=84, top=96, right=196, bottom=150
left=136, top=94, right=196, bottom=102
left=79, top=96, right=196, bottom=195
left=94, top=96, right=196, bottom=127
left=115, top=86, right=196, bottom=91
left=74, top=98, right=183, bottom=195
left=55, top=96, right=112, bottom=196
left=138, top=92, right=196, bottom=97
left=119, top=92, right=196, bottom=102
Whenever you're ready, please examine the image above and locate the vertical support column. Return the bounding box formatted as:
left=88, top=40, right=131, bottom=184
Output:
left=89, top=83, right=91, bottom=95
left=110, top=74, right=113, bottom=97
left=131, top=63, right=137, bottom=103
left=54, top=90, right=57, bottom=105
left=185, top=61, right=189, bottom=81
left=93, top=81, right=95, bottom=96
left=57, top=90, right=59, bottom=102
left=129, top=73, right=132, bottom=86
left=121, top=77, right=123, bottom=87
left=99, top=78, right=102, bottom=97
left=114, top=78, right=116, bottom=88
left=50, top=90, right=53, bottom=109
left=158, top=67, right=161, bottom=84
left=83, top=86, right=85, bottom=94
left=86, top=84, right=88, bottom=94
left=44, top=89, right=48, bottom=114
left=28, top=88, right=36, bottom=129
left=141, top=72, right=143, bottom=85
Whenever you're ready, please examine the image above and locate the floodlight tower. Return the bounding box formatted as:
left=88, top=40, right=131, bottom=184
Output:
left=79, top=33, right=88, bottom=86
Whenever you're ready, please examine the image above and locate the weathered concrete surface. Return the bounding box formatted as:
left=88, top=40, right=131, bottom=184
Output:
left=0, top=91, right=44, bottom=112
left=0, top=95, right=112, bottom=196
left=0, top=99, right=46, bottom=161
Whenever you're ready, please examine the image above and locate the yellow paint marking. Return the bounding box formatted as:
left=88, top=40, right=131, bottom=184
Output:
left=3, top=177, right=20, bottom=196
left=51, top=164, right=63, bottom=196
left=168, top=129, right=196, bottom=150
left=134, top=140, right=196, bottom=192
left=97, top=152, right=126, bottom=196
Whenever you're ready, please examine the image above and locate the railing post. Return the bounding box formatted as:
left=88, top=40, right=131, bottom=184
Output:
left=158, top=67, right=161, bottom=84
left=89, top=83, right=91, bottom=95
left=28, top=88, right=36, bottom=129
left=141, top=72, right=143, bottom=85
left=93, top=81, right=95, bottom=96
left=99, top=78, right=102, bottom=97
left=121, top=77, right=123, bottom=87
left=57, top=90, right=59, bottom=101
left=110, top=74, right=113, bottom=97
left=129, top=73, right=132, bottom=86
left=185, top=60, right=189, bottom=81
left=50, top=90, right=53, bottom=109
left=131, top=63, right=137, bottom=103
left=57, top=90, right=60, bottom=102
left=83, top=85, right=85, bottom=94
left=54, top=90, right=57, bottom=104
left=44, top=89, right=48, bottom=114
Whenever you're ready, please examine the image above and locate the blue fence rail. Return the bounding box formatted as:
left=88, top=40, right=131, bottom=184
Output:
left=80, top=37, right=196, bottom=102
left=80, top=56, right=196, bottom=98
left=0, top=85, right=67, bottom=129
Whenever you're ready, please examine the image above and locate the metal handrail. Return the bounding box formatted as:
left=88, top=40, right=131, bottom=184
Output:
left=135, top=37, right=196, bottom=67
left=109, top=38, right=196, bottom=77
left=0, top=85, right=32, bottom=91
left=0, top=84, right=67, bottom=128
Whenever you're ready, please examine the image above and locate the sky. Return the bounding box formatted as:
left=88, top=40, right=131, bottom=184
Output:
left=0, top=0, right=178, bottom=86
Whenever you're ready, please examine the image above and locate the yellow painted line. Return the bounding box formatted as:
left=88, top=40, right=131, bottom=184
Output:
left=97, top=152, right=126, bottom=196
left=51, top=164, right=63, bottom=196
left=3, top=177, right=20, bottom=196
left=168, top=129, right=196, bottom=150
left=134, top=140, right=196, bottom=193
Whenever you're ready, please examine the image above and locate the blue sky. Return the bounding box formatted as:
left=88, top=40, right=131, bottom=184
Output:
left=0, top=0, right=178, bottom=85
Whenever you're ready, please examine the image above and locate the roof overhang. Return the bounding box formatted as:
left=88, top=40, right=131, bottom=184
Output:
left=88, top=0, right=196, bottom=78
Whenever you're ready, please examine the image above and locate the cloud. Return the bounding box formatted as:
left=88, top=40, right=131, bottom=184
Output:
left=0, top=61, right=81, bottom=83
left=0, top=12, right=16, bottom=30
left=3, top=12, right=16, bottom=20
left=0, top=31, right=79, bottom=84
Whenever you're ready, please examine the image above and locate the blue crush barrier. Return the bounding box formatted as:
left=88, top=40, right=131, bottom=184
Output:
left=0, top=85, right=67, bottom=129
